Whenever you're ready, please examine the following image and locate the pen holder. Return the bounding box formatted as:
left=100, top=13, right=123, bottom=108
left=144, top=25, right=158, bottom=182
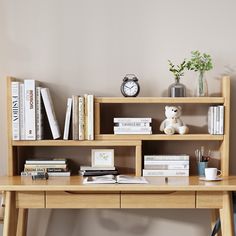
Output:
left=197, top=162, right=208, bottom=176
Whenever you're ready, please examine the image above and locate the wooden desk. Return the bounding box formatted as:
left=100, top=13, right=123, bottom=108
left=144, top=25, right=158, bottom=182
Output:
left=1, top=176, right=236, bottom=236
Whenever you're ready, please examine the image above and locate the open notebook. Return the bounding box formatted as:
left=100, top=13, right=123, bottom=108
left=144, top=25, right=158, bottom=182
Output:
left=83, top=175, right=148, bottom=184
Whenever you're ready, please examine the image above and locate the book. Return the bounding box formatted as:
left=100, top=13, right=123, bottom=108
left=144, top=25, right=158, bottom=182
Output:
left=144, top=164, right=189, bottom=170
left=36, top=87, right=43, bottom=140
left=79, top=170, right=119, bottom=176
left=11, top=81, right=20, bottom=140
left=219, top=105, right=224, bottom=134
left=83, top=175, right=148, bottom=184
left=80, top=166, right=116, bottom=171
left=25, top=159, right=67, bottom=165
left=63, top=98, right=72, bottom=140
left=78, top=96, right=85, bottom=140
left=24, top=167, right=67, bottom=172
left=114, top=118, right=152, bottom=123
left=84, top=94, right=88, bottom=140
left=114, top=131, right=152, bottom=134
left=47, top=172, right=71, bottom=177
left=24, top=80, right=38, bottom=140
left=72, top=95, right=79, bottom=140
left=87, top=94, right=94, bottom=140
left=144, top=155, right=189, bottom=161
left=213, top=106, right=217, bottom=135
left=143, top=169, right=189, bottom=176
left=114, top=127, right=152, bottom=132
left=114, top=122, right=151, bottom=127
left=19, top=83, right=25, bottom=140
left=41, top=88, right=61, bottom=139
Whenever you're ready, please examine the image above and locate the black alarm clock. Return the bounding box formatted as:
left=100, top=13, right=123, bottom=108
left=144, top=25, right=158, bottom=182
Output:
left=120, top=74, right=140, bottom=97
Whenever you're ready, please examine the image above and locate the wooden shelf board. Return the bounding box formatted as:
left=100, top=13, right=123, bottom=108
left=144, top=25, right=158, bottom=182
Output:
left=12, top=140, right=141, bottom=147
left=95, top=97, right=224, bottom=104
left=96, top=134, right=224, bottom=141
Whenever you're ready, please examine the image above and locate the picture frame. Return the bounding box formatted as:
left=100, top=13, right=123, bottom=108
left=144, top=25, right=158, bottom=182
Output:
left=91, top=149, right=114, bottom=167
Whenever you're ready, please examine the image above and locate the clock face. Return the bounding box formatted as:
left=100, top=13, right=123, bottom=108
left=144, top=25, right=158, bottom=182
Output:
left=122, top=80, right=139, bottom=97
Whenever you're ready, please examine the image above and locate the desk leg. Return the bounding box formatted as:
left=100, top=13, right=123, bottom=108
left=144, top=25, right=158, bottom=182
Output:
left=220, top=192, right=234, bottom=236
left=211, top=210, right=222, bottom=236
left=16, top=209, right=28, bottom=236
left=3, top=191, right=17, bottom=236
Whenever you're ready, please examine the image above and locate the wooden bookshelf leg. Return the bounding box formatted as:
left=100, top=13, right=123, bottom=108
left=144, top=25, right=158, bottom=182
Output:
left=16, top=208, right=28, bottom=236
left=211, top=209, right=222, bottom=236
left=3, top=191, right=17, bottom=236
left=219, top=192, right=234, bottom=236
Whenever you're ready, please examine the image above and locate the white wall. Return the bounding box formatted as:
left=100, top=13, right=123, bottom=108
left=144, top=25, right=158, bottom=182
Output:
left=1, top=0, right=236, bottom=235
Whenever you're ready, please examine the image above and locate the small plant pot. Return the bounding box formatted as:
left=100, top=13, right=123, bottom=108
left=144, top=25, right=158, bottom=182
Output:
left=168, top=79, right=186, bottom=97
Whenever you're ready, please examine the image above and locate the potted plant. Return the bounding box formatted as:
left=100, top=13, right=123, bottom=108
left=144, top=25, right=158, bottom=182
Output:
left=187, top=51, right=213, bottom=97
left=168, top=59, right=187, bottom=97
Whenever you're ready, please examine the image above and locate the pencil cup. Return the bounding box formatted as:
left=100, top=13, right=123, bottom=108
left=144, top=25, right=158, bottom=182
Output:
left=197, top=162, right=208, bottom=176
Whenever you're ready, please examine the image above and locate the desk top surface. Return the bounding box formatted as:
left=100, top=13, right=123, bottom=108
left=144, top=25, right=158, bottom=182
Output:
left=1, top=176, right=236, bottom=191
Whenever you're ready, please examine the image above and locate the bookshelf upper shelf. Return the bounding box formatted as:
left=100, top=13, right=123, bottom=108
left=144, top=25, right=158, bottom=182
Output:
left=95, top=97, right=225, bottom=104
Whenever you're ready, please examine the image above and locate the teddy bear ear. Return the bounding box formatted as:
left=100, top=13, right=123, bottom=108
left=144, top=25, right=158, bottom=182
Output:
left=178, top=106, right=182, bottom=110
left=165, top=106, right=169, bottom=110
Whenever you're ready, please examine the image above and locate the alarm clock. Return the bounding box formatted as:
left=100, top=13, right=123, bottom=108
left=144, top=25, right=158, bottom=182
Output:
left=120, top=74, right=140, bottom=97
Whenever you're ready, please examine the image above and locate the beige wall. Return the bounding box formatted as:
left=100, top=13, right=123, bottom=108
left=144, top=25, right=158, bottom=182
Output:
left=1, top=0, right=236, bottom=235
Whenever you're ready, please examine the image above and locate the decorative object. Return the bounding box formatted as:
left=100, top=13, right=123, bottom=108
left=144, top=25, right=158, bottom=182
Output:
left=187, top=51, right=213, bottom=97
left=197, top=161, right=208, bottom=176
left=168, top=60, right=187, bottom=97
left=159, top=106, right=189, bottom=135
left=120, top=74, right=140, bottom=97
left=91, top=149, right=114, bottom=167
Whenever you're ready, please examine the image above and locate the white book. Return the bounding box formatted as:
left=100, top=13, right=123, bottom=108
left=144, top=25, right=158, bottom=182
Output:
left=19, top=83, right=25, bottom=140
left=80, top=166, right=116, bottom=171
left=24, top=80, right=38, bottom=140
left=63, top=98, right=72, bottom=140
left=143, top=169, right=189, bottom=176
left=144, top=164, right=189, bottom=170
left=144, top=160, right=189, bottom=165
left=219, top=105, right=224, bottom=135
left=47, top=172, right=71, bottom=177
left=87, top=94, right=94, bottom=140
left=36, top=87, right=43, bottom=140
left=78, top=96, right=85, bottom=140
left=114, top=118, right=152, bottom=123
left=83, top=175, right=148, bottom=184
left=41, top=88, right=61, bottom=139
left=26, top=159, right=67, bottom=164
left=11, top=82, right=20, bottom=140
left=144, top=155, right=189, bottom=161
left=114, top=126, right=152, bottom=132
left=115, top=122, right=150, bottom=127
left=84, top=94, right=88, bottom=140
left=114, top=131, right=152, bottom=134
left=216, top=106, right=220, bottom=134
left=213, top=106, right=217, bottom=135
left=72, top=95, right=79, bottom=140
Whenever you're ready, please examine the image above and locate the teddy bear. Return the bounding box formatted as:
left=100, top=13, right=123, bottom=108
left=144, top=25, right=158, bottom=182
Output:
left=160, top=106, right=189, bottom=135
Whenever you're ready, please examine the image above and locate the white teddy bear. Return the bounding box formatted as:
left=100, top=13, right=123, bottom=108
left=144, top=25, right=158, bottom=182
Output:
left=160, top=106, right=189, bottom=135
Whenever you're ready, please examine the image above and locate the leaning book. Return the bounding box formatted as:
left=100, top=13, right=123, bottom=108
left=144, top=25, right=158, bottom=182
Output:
left=83, top=175, right=148, bottom=184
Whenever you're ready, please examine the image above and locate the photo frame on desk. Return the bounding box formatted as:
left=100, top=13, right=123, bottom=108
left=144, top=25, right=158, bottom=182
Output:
left=91, top=149, right=114, bottom=167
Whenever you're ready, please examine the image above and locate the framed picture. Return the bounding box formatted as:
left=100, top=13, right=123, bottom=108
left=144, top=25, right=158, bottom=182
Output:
left=91, top=149, right=114, bottom=167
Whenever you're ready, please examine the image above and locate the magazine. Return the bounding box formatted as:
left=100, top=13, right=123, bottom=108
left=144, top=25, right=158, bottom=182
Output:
left=83, top=175, right=148, bottom=184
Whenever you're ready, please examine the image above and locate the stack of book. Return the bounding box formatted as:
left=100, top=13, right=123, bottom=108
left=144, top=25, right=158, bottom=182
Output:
left=21, top=158, right=71, bottom=177
left=63, top=95, right=94, bottom=140
left=142, top=155, right=189, bottom=176
left=78, top=166, right=119, bottom=177
left=113, top=118, right=152, bottom=134
left=11, top=80, right=61, bottom=140
left=208, top=105, right=224, bottom=135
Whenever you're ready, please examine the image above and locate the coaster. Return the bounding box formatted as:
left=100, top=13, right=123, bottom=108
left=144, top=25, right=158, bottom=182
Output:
left=199, top=177, right=223, bottom=181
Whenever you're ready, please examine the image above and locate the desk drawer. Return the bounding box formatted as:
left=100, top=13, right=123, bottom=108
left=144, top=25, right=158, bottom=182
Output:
left=46, top=191, right=120, bottom=208
left=196, top=192, right=223, bottom=209
left=16, top=192, right=45, bottom=208
left=121, top=192, right=195, bottom=208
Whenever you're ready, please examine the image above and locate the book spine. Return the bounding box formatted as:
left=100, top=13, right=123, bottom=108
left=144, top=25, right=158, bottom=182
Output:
left=24, top=80, right=37, bottom=140
left=72, top=95, right=79, bottom=140
left=114, top=126, right=152, bottom=132
left=114, top=118, right=152, bottom=123
left=63, top=98, right=72, bottom=140
left=47, top=172, right=71, bottom=177
left=144, top=164, right=189, bottom=170
left=24, top=164, right=67, bottom=168
left=216, top=106, right=220, bottom=134
left=78, top=96, right=85, bottom=140
left=84, top=94, right=88, bottom=140
left=87, top=95, right=94, bottom=140
left=213, top=106, right=217, bottom=135
left=219, top=105, right=224, bottom=135
left=143, top=169, right=189, bottom=176
left=115, top=122, right=150, bottom=127
left=36, top=87, right=43, bottom=140
left=144, top=160, right=189, bottom=165
left=210, top=106, right=214, bottom=134
left=19, top=83, right=25, bottom=140
left=24, top=167, right=67, bottom=172
left=41, top=88, right=61, bottom=139
left=114, top=131, right=152, bottom=134
left=144, top=155, right=189, bottom=161
left=11, top=82, right=20, bottom=140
